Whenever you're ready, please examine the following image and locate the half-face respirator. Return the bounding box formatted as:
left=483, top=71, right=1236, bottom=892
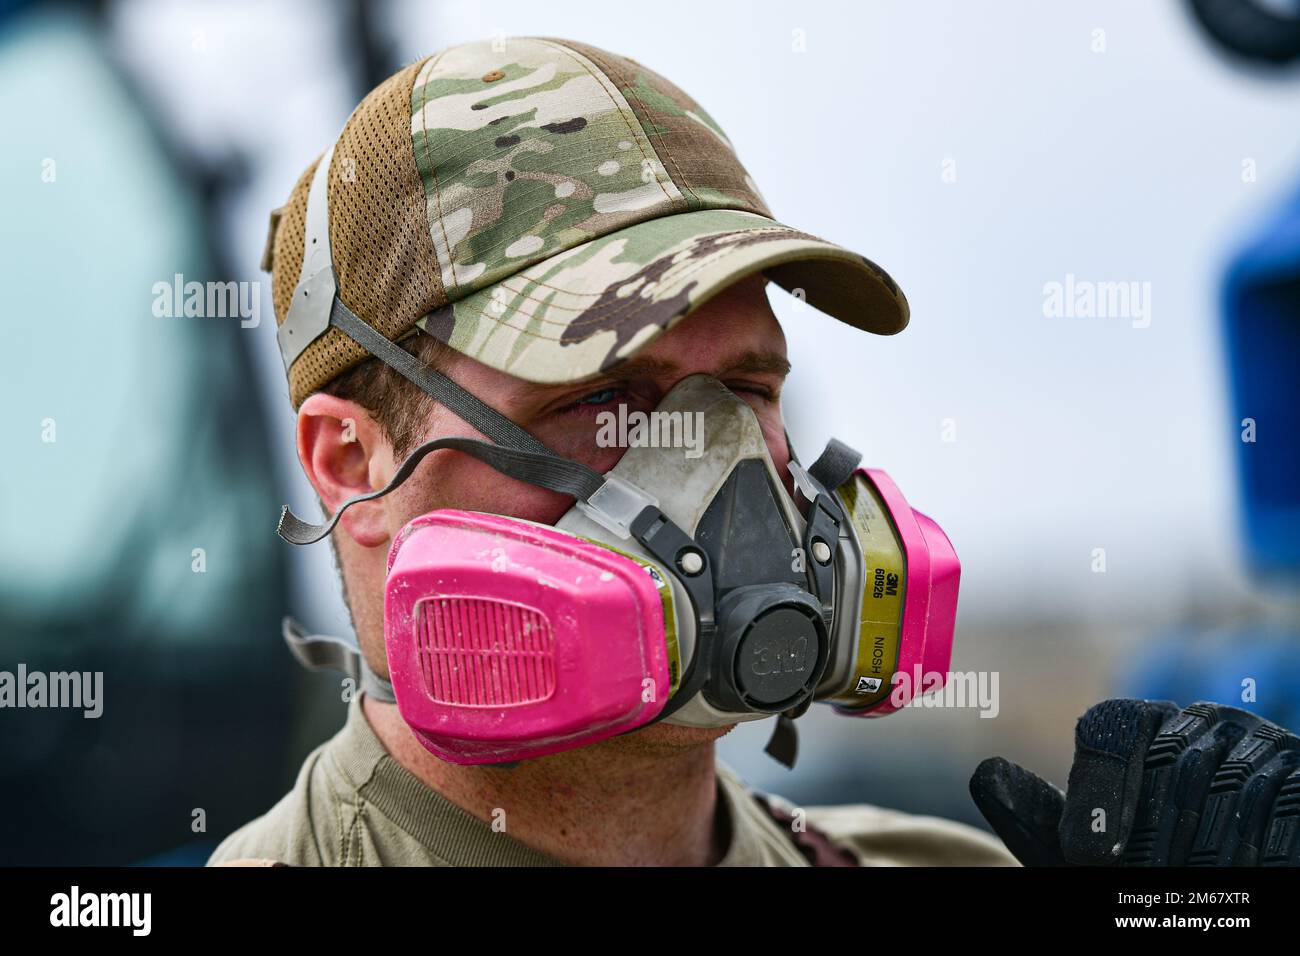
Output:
left=279, top=327, right=959, bottom=768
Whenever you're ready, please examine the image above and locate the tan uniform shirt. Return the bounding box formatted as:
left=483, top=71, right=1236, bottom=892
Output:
left=208, top=695, right=1018, bottom=867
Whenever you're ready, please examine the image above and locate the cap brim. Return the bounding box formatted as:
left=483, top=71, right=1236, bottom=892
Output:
left=416, top=208, right=908, bottom=384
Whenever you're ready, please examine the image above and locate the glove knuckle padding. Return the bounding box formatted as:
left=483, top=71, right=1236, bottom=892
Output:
left=1124, top=701, right=1300, bottom=865
left=1182, top=705, right=1300, bottom=865
left=970, top=698, right=1300, bottom=866
left=1123, top=702, right=1253, bottom=864
left=1264, top=764, right=1300, bottom=865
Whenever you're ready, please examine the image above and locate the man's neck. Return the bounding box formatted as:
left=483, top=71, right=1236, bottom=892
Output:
left=362, top=695, right=730, bottom=866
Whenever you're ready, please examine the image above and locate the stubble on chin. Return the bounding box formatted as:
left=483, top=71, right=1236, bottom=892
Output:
left=587, top=720, right=738, bottom=759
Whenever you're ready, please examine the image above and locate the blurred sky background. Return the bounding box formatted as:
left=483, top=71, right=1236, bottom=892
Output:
left=2, top=0, right=1298, bottom=863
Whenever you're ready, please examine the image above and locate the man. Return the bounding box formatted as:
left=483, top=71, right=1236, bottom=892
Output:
left=210, top=38, right=1300, bottom=867
left=216, top=257, right=1020, bottom=866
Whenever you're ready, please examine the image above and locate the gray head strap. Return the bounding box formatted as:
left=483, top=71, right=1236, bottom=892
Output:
left=281, top=616, right=396, bottom=704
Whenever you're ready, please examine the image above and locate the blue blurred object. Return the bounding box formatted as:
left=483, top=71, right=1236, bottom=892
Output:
left=1122, top=177, right=1299, bottom=720
left=1223, top=184, right=1300, bottom=582
left=1122, top=624, right=1300, bottom=729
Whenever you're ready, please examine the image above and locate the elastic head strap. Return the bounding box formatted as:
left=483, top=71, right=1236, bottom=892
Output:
left=281, top=617, right=396, bottom=704
left=327, top=299, right=554, bottom=456
left=278, top=432, right=607, bottom=545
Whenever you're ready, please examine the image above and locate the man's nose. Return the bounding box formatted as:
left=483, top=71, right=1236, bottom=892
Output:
left=635, top=370, right=794, bottom=497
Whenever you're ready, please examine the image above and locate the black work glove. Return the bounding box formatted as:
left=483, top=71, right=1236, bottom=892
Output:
left=970, top=698, right=1300, bottom=866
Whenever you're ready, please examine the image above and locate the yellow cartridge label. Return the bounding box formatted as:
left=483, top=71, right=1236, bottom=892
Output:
left=833, top=473, right=907, bottom=708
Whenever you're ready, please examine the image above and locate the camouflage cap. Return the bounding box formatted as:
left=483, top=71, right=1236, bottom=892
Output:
left=267, top=37, right=908, bottom=408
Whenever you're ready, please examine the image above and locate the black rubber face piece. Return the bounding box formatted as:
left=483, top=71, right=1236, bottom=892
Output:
left=694, top=459, right=804, bottom=592
left=733, top=605, right=821, bottom=706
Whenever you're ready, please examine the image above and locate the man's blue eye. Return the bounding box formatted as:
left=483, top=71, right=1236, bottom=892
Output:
left=576, top=388, right=619, bottom=406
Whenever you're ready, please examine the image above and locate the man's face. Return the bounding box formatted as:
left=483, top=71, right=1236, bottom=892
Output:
left=309, top=273, right=792, bottom=756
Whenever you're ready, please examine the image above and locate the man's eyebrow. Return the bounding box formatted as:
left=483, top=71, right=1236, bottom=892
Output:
left=596, top=349, right=792, bottom=382
left=720, top=351, right=792, bottom=377
left=594, top=355, right=678, bottom=380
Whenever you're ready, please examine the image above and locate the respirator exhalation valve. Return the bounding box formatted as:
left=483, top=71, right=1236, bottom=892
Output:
left=708, top=584, right=830, bottom=713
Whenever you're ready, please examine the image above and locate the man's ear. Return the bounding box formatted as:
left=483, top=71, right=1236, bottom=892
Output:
left=297, top=393, right=393, bottom=549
